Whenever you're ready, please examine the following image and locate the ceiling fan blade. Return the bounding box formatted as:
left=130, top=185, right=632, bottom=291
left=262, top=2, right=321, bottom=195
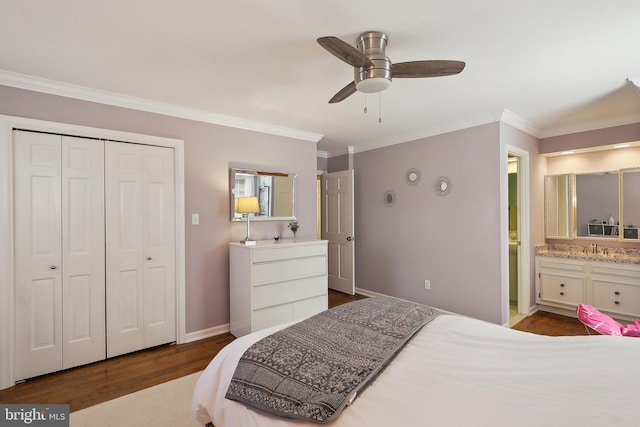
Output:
left=329, top=81, right=357, bottom=103
left=317, top=36, right=374, bottom=68
left=392, top=60, right=466, bottom=78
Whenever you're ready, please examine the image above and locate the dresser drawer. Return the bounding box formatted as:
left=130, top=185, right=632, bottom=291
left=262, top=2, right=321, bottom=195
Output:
left=252, top=295, right=328, bottom=333
left=252, top=255, right=326, bottom=286
left=253, top=276, right=327, bottom=310
left=540, top=274, right=584, bottom=306
left=592, top=281, right=640, bottom=317
left=252, top=304, right=294, bottom=332
left=293, top=295, right=327, bottom=320
left=252, top=243, right=327, bottom=263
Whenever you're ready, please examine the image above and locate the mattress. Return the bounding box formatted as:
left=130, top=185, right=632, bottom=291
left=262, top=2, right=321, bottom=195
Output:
left=192, top=313, right=640, bottom=427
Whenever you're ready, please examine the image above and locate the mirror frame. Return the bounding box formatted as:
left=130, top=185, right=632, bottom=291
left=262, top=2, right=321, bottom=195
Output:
left=544, top=169, right=640, bottom=241
left=230, top=168, right=297, bottom=222
left=545, top=174, right=574, bottom=239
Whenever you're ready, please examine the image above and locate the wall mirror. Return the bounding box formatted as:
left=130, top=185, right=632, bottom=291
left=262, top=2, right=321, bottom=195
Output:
left=230, top=168, right=296, bottom=221
left=575, top=171, right=619, bottom=238
left=545, top=174, right=573, bottom=239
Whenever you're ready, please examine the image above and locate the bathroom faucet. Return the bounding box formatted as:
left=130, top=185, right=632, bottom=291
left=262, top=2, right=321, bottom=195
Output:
left=591, top=243, right=597, bottom=254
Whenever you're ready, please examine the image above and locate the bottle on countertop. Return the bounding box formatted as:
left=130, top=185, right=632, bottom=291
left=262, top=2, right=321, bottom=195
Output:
left=609, top=213, right=615, bottom=225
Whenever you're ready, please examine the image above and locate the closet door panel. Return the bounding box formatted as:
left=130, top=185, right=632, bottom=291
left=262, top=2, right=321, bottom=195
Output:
left=61, top=136, right=105, bottom=369
left=106, top=142, right=145, bottom=358
left=142, top=146, right=176, bottom=347
left=14, top=131, right=63, bottom=380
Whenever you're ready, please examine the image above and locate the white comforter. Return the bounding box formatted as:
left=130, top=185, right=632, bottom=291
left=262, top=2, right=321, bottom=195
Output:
left=192, top=314, right=639, bottom=427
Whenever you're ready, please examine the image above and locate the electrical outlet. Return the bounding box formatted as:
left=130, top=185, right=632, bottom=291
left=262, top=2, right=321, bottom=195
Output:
left=192, top=213, right=200, bottom=225
left=424, top=279, right=431, bottom=290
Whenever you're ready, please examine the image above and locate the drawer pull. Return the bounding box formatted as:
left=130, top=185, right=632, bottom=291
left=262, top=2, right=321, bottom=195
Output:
left=560, top=292, right=564, bottom=296
left=560, top=283, right=565, bottom=287
left=614, top=291, right=620, bottom=295
left=615, top=301, right=620, bottom=305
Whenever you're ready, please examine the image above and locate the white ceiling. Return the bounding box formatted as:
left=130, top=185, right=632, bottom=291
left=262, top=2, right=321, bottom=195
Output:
left=1, top=0, right=639, bottom=154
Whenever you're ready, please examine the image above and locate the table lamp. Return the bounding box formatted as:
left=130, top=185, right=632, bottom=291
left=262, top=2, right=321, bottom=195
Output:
left=236, top=196, right=260, bottom=245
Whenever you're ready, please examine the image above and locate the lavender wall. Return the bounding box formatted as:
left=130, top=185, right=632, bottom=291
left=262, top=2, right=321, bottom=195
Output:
left=0, top=85, right=319, bottom=334
left=354, top=123, right=506, bottom=323
left=539, top=123, right=640, bottom=154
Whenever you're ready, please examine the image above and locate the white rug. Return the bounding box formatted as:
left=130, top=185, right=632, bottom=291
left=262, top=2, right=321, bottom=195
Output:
left=70, top=371, right=202, bottom=427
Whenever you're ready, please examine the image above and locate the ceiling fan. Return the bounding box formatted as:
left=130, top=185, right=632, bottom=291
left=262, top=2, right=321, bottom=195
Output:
left=317, top=31, right=465, bottom=103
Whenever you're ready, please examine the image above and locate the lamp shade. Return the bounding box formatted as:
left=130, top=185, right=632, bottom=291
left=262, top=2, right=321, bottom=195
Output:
left=236, top=196, right=260, bottom=214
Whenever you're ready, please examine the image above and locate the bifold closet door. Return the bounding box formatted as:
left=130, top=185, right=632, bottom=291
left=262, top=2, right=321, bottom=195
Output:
left=14, top=131, right=105, bottom=380
left=105, top=142, right=176, bottom=358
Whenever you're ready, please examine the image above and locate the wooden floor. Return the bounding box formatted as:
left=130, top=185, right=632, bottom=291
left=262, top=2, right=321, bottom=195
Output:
left=0, top=291, right=586, bottom=412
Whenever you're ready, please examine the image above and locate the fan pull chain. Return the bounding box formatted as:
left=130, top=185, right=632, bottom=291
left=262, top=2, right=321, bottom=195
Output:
left=378, top=92, right=382, bottom=123
left=364, top=94, right=368, bottom=114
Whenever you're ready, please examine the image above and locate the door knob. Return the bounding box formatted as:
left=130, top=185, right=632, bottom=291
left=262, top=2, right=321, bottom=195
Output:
left=346, top=236, right=355, bottom=241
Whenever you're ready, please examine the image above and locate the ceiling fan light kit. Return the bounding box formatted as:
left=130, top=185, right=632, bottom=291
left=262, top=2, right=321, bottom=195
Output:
left=354, top=32, right=392, bottom=93
left=317, top=31, right=465, bottom=104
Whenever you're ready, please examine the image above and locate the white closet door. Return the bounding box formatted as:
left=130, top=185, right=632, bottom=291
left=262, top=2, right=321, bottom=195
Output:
left=61, top=136, right=105, bottom=369
left=106, top=142, right=176, bottom=357
left=142, top=146, right=176, bottom=348
left=14, top=132, right=105, bottom=379
left=14, top=131, right=63, bottom=380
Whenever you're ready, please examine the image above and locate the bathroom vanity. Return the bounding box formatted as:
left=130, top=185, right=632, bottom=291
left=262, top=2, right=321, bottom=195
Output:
left=536, top=245, right=640, bottom=322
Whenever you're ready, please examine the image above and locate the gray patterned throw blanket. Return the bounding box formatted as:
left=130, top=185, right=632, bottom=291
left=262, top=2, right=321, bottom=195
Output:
left=225, top=297, right=441, bottom=423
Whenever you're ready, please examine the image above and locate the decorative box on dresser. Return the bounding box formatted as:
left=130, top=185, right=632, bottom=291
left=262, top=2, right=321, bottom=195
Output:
left=229, top=239, right=328, bottom=337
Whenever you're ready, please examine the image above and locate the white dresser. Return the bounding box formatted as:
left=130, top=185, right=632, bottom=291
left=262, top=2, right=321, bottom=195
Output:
left=229, top=239, right=328, bottom=337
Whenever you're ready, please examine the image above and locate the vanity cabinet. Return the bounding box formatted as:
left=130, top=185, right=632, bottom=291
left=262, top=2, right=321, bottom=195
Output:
left=536, top=256, right=640, bottom=321
left=590, top=262, right=640, bottom=318
left=537, top=257, right=587, bottom=309
left=229, top=239, right=328, bottom=337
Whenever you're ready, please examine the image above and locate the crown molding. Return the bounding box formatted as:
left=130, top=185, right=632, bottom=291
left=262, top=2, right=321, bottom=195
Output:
left=0, top=70, right=324, bottom=143
left=495, top=109, right=541, bottom=137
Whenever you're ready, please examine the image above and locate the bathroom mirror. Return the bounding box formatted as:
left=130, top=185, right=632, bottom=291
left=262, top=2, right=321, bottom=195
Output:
left=575, top=171, right=619, bottom=238
left=230, top=168, right=296, bottom=221
left=545, top=174, right=573, bottom=239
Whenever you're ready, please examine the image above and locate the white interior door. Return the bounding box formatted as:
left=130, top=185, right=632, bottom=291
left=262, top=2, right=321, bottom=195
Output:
left=14, top=131, right=105, bottom=380
left=142, top=145, right=176, bottom=348
left=61, top=136, right=105, bottom=369
left=321, top=170, right=355, bottom=295
left=106, top=142, right=176, bottom=357
left=14, top=131, right=63, bottom=380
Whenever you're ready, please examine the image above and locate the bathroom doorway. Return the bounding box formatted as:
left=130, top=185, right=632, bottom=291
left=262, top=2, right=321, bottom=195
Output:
left=506, top=147, right=530, bottom=327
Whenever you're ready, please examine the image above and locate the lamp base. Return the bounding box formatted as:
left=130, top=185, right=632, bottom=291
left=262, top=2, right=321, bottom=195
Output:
left=240, top=238, right=256, bottom=246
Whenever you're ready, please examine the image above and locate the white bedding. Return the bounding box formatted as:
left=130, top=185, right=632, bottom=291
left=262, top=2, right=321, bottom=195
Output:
left=192, top=314, right=639, bottom=427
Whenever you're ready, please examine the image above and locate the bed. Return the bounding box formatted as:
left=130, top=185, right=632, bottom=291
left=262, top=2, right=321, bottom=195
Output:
left=192, top=297, right=639, bottom=427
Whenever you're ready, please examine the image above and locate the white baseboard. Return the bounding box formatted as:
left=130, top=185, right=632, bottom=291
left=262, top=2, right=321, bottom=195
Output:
left=185, top=323, right=230, bottom=343
left=355, top=287, right=390, bottom=298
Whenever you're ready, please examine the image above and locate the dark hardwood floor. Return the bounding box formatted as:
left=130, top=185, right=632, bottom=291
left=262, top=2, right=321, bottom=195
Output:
left=0, top=291, right=586, bottom=412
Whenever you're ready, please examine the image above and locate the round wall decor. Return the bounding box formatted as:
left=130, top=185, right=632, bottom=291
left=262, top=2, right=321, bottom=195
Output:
left=434, top=176, right=451, bottom=196
left=406, top=168, right=421, bottom=186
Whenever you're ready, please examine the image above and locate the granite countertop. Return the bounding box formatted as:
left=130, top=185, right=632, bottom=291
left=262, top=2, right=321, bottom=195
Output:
left=536, top=244, right=640, bottom=264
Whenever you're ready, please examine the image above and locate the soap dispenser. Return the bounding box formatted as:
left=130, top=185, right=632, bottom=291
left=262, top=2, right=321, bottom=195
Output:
left=609, top=213, right=615, bottom=225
